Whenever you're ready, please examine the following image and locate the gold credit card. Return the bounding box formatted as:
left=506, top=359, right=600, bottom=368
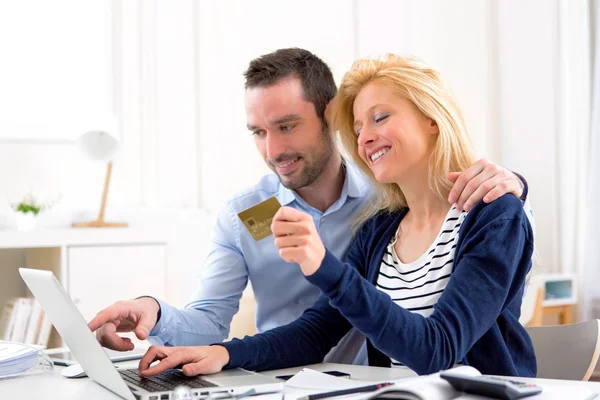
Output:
left=237, top=196, right=282, bottom=241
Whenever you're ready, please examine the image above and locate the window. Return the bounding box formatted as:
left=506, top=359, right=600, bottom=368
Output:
left=0, top=1, right=113, bottom=140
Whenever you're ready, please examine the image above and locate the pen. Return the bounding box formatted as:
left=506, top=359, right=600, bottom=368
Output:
left=298, top=382, right=394, bottom=400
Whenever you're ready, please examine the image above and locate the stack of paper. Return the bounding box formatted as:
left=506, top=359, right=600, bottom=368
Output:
left=0, top=341, right=40, bottom=378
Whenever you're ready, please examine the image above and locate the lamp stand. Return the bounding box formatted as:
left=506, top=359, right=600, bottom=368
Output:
left=72, top=162, right=128, bottom=228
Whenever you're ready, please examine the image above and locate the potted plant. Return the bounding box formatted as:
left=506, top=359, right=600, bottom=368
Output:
left=12, top=195, right=43, bottom=231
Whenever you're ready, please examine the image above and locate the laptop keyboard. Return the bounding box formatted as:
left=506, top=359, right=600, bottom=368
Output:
left=119, top=369, right=218, bottom=392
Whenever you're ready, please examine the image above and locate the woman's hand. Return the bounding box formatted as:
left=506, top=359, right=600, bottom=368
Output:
left=138, top=345, right=230, bottom=377
left=272, top=206, right=326, bottom=276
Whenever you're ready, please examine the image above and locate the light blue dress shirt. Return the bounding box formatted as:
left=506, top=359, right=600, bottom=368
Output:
left=150, top=162, right=372, bottom=363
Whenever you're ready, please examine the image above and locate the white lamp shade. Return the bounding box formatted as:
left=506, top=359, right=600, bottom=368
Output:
left=76, top=130, right=120, bottom=162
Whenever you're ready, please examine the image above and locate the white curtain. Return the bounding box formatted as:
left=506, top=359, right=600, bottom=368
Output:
left=582, top=0, right=600, bottom=320
left=556, top=0, right=592, bottom=281
left=554, top=0, right=600, bottom=321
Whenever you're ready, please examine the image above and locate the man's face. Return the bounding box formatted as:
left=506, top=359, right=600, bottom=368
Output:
left=245, top=78, right=334, bottom=190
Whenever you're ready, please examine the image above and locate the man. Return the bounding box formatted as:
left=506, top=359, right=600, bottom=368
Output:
left=88, top=48, right=531, bottom=364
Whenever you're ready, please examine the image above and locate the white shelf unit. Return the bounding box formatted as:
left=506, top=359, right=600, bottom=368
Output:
left=0, top=227, right=173, bottom=348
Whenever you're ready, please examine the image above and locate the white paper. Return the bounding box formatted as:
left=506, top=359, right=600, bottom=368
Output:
left=285, top=368, right=374, bottom=391
left=282, top=369, right=384, bottom=400
left=0, top=341, right=39, bottom=376
left=279, top=367, right=597, bottom=400
left=338, top=366, right=482, bottom=400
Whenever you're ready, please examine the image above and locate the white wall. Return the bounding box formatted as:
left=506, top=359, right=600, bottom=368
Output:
left=494, top=0, right=562, bottom=273
left=357, top=0, right=564, bottom=273
left=0, top=1, right=113, bottom=141
left=0, top=0, right=355, bottom=213
left=0, top=1, right=572, bottom=304
left=195, top=0, right=357, bottom=210
left=356, top=0, right=499, bottom=161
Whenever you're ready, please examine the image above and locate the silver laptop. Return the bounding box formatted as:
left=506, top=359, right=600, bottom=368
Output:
left=19, top=268, right=284, bottom=400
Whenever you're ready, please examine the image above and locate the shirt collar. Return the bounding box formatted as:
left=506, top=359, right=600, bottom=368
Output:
left=275, top=160, right=371, bottom=207
left=343, top=160, right=371, bottom=199
left=276, top=183, right=296, bottom=206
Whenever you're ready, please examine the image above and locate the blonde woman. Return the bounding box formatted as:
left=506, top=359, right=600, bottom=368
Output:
left=138, top=55, right=536, bottom=377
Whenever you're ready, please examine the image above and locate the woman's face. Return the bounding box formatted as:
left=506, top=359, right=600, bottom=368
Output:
left=352, top=81, right=438, bottom=185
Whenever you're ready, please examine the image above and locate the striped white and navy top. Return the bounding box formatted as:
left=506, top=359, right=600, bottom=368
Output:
left=376, top=205, right=468, bottom=367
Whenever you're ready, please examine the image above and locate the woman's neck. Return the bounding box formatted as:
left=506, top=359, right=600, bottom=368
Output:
left=397, top=174, right=450, bottom=226
left=393, top=173, right=452, bottom=264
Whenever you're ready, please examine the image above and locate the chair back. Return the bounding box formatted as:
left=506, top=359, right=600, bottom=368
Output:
left=526, top=319, right=600, bottom=380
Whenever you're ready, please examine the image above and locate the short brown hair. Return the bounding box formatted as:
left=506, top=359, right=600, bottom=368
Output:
left=244, top=48, right=337, bottom=121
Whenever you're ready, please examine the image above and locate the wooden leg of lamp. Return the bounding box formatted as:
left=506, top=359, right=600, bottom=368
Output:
left=72, top=162, right=128, bottom=228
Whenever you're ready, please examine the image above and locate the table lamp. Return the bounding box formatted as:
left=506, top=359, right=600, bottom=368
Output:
left=71, top=127, right=128, bottom=228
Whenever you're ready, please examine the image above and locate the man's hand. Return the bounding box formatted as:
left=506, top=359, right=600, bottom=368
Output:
left=87, top=297, right=160, bottom=351
left=448, top=158, right=524, bottom=212
left=271, top=206, right=326, bottom=276
left=138, top=345, right=230, bottom=377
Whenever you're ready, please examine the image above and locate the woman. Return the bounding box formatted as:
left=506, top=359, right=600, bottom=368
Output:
left=138, top=54, right=536, bottom=377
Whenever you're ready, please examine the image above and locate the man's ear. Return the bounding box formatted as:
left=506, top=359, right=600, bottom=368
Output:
left=324, top=99, right=335, bottom=129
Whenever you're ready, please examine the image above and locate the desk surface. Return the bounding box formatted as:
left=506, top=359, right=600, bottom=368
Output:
left=1, top=362, right=599, bottom=399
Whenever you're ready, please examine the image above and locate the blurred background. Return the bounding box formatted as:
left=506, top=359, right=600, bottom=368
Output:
left=0, top=0, right=598, bottom=347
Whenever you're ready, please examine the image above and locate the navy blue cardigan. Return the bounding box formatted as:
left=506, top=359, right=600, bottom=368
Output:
left=221, top=195, right=536, bottom=377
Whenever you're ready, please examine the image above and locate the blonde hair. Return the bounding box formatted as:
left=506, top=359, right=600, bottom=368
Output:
left=332, top=54, right=477, bottom=231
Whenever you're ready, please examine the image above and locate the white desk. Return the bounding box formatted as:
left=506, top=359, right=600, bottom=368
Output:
left=1, top=362, right=599, bottom=399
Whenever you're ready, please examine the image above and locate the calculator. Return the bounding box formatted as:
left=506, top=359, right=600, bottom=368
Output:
left=440, top=371, right=542, bottom=400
